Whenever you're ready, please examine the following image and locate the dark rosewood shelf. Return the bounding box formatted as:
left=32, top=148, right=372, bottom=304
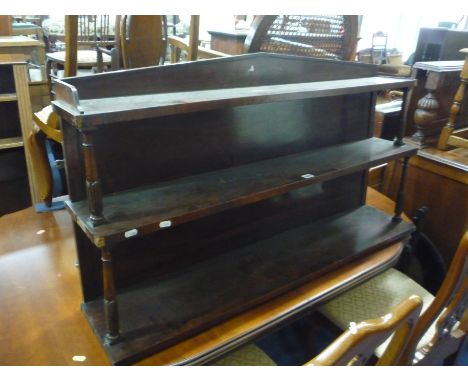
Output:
left=82, top=205, right=414, bottom=365
left=66, top=137, right=417, bottom=247
left=53, top=76, right=414, bottom=126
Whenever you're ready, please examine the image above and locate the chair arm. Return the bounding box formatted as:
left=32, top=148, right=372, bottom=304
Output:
left=167, top=35, right=189, bottom=51
left=97, top=46, right=120, bottom=71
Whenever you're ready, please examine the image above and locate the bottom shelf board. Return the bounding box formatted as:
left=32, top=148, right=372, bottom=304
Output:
left=82, top=205, right=414, bottom=365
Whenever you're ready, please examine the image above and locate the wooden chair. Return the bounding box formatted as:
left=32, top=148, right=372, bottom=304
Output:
left=0, top=15, right=12, bottom=35
left=27, top=105, right=62, bottom=207
left=318, top=231, right=468, bottom=365
left=169, top=15, right=359, bottom=64
left=213, top=295, right=423, bottom=366
left=118, top=15, right=167, bottom=69
left=168, top=16, right=230, bottom=63
left=437, top=48, right=468, bottom=151
left=45, top=15, right=115, bottom=85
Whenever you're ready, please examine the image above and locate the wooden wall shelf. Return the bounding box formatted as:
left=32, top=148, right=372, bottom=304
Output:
left=52, top=53, right=417, bottom=365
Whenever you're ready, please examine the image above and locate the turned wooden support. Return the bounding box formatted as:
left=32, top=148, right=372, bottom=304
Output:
left=412, top=91, right=440, bottom=145
left=437, top=49, right=468, bottom=150
left=394, top=89, right=411, bottom=146
left=81, top=131, right=105, bottom=225
left=102, top=248, right=120, bottom=344
left=392, top=156, right=409, bottom=222
left=409, top=70, right=445, bottom=148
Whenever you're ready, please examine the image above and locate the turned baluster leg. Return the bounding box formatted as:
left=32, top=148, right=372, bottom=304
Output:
left=102, top=248, right=120, bottom=344
left=392, top=156, right=409, bottom=222
left=411, top=90, right=440, bottom=147
left=406, top=69, right=447, bottom=148
left=81, top=131, right=105, bottom=225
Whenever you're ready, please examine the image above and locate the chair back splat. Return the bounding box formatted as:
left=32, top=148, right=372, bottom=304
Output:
left=399, top=231, right=468, bottom=365
left=307, top=295, right=423, bottom=366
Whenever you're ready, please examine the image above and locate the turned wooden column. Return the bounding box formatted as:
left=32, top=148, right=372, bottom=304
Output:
left=101, top=248, right=120, bottom=344
left=81, top=130, right=105, bottom=225
left=408, top=70, right=443, bottom=147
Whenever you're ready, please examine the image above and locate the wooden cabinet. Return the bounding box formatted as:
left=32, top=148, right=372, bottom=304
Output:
left=52, top=53, right=417, bottom=364
left=386, top=147, right=467, bottom=265
left=0, top=55, right=38, bottom=215
left=413, top=28, right=468, bottom=63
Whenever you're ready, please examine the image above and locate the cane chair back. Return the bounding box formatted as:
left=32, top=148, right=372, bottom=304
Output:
left=244, top=15, right=359, bottom=61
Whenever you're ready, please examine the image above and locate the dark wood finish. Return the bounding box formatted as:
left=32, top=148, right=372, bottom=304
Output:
left=66, top=138, right=416, bottom=248
left=51, top=54, right=416, bottom=365
left=404, top=60, right=467, bottom=148
left=0, top=188, right=404, bottom=366
left=413, top=28, right=468, bottom=63
left=54, top=76, right=414, bottom=127
left=84, top=205, right=414, bottom=365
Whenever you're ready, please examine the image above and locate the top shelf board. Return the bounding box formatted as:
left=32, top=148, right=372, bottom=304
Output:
left=52, top=76, right=415, bottom=127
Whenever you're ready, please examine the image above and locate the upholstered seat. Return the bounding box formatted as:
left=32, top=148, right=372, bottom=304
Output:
left=319, top=231, right=468, bottom=365
left=318, top=268, right=436, bottom=357
left=213, top=295, right=423, bottom=366
left=213, top=344, right=276, bottom=366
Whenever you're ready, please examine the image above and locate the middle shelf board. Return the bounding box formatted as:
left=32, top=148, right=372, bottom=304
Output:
left=66, top=137, right=417, bottom=248
left=82, top=205, right=414, bottom=365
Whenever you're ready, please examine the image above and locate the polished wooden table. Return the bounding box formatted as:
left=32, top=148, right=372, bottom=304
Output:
left=0, top=188, right=407, bottom=365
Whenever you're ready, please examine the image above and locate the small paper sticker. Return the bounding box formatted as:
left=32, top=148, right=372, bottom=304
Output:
left=301, top=173, right=315, bottom=179
left=159, top=220, right=172, bottom=229
left=124, top=229, right=138, bottom=238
